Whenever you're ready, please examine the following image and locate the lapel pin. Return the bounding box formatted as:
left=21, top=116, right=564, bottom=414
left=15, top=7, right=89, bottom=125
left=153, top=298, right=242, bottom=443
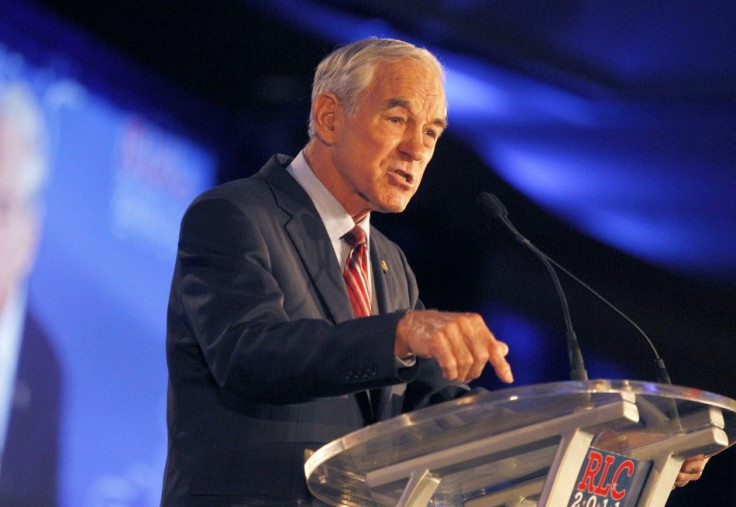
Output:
left=380, top=260, right=389, bottom=273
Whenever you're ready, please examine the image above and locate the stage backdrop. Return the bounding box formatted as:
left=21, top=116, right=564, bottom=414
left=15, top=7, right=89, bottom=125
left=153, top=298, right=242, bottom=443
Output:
left=1, top=3, right=216, bottom=504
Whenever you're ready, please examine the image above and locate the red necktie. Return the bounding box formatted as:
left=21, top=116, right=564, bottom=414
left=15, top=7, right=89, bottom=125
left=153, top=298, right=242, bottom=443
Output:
left=342, top=225, right=371, bottom=318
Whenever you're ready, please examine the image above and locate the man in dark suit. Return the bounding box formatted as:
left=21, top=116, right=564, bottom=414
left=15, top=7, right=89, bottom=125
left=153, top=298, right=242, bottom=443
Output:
left=0, top=82, right=61, bottom=505
left=162, top=38, right=515, bottom=505
left=161, top=37, right=711, bottom=505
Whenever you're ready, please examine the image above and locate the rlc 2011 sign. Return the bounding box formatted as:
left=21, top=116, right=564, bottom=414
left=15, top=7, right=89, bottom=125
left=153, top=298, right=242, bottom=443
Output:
left=569, top=448, right=649, bottom=507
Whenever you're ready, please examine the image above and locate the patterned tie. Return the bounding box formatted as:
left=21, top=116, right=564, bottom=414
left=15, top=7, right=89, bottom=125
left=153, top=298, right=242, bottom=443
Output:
left=342, top=225, right=371, bottom=318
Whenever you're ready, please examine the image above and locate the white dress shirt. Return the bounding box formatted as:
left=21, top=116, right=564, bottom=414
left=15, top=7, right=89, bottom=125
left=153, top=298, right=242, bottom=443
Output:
left=0, top=288, right=25, bottom=465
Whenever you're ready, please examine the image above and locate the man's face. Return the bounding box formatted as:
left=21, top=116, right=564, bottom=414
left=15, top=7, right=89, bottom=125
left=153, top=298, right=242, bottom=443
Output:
left=328, top=58, right=447, bottom=220
left=0, top=117, right=41, bottom=307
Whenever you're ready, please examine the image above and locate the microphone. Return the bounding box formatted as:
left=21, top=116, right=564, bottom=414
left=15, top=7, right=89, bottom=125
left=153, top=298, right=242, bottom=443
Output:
left=477, top=192, right=673, bottom=385
left=478, top=192, right=588, bottom=382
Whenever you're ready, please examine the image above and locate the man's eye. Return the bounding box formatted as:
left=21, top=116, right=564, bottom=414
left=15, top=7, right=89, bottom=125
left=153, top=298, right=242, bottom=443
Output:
left=389, top=116, right=405, bottom=124
left=426, top=127, right=444, bottom=140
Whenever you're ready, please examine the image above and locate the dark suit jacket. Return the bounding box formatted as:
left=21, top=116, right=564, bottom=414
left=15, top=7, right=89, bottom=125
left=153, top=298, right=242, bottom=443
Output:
left=161, top=154, right=464, bottom=505
left=0, top=312, right=61, bottom=506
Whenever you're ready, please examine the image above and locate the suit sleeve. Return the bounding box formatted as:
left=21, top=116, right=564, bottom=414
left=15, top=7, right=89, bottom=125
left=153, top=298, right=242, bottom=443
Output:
left=169, top=194, right=414, bottom=404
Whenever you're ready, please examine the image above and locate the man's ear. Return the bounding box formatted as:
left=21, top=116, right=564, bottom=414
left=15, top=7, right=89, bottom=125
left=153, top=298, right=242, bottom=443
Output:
left=312, top=93, right=342, bottom=145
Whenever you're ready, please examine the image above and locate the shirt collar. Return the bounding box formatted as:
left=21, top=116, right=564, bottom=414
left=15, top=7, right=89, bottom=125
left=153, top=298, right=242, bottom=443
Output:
left=286, top=150, right=371, bottom=245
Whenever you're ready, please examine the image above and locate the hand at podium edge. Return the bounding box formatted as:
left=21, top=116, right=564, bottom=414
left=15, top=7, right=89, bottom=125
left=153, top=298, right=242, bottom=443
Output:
left=673, top=454, right=708, bottom=489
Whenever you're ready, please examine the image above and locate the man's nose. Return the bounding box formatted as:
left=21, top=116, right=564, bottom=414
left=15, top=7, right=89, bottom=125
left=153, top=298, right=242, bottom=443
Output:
left=398, top=127, right=428, bottom=162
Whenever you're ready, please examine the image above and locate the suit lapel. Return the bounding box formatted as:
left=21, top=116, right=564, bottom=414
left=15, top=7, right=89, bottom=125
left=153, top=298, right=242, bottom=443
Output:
left=370, top=233, right=409, bottom=314
left=261, top=156, right=354, bottom=325
left=368, top=234, right=408, bottom=422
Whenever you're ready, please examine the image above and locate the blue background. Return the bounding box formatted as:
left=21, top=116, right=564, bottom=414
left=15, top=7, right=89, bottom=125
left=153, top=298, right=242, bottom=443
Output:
left=2, top=0, right=735, bottom=504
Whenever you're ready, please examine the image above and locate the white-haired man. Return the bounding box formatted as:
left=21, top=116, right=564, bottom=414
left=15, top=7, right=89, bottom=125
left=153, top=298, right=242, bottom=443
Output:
left=161, top=38, right=704, bottom=505
left=162, top=37, right=512, bottom=505
left=0, top=81, right=61, bottom=506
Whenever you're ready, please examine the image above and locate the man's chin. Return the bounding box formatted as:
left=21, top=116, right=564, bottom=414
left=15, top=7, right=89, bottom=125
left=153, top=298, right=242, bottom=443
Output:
left=377, top=202, right=410, bottom=214
left=378, top=193, right=415, bottom=214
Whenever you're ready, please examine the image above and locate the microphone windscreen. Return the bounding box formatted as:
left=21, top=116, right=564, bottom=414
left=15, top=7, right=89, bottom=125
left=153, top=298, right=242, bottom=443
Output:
left=477, top=192, right=507, bottom=220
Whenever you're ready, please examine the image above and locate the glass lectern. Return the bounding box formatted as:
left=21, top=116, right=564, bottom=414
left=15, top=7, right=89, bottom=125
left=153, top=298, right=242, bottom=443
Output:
left=305, top=380, right=736, bottom=506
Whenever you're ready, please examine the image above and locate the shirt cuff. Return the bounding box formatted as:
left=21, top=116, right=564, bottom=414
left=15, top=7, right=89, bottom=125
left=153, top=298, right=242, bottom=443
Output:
left=394, top=354, right=416, bottom=368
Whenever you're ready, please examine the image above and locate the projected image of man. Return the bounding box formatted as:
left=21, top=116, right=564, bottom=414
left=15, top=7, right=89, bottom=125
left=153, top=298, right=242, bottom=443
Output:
left=0, top=81, right=62, bottom=506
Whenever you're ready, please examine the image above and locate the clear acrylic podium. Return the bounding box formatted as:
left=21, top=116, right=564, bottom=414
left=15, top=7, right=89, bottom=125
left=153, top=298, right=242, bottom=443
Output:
left=304, top=380, right=736, bottom=506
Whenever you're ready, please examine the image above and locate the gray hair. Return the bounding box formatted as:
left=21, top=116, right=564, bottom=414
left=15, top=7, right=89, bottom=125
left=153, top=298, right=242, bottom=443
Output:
left=308, top=38, right=444, bottom=138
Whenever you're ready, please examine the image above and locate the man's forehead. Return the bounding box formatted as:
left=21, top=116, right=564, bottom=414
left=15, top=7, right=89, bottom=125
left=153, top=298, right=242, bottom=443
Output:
left=374, top=59, right=444, bottom=91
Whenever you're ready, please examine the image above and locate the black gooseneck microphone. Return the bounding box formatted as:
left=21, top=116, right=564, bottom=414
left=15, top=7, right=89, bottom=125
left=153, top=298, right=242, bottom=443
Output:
left=477, top=192, right=588, bottom=382
left=477, top=192, right=673, bottom=386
